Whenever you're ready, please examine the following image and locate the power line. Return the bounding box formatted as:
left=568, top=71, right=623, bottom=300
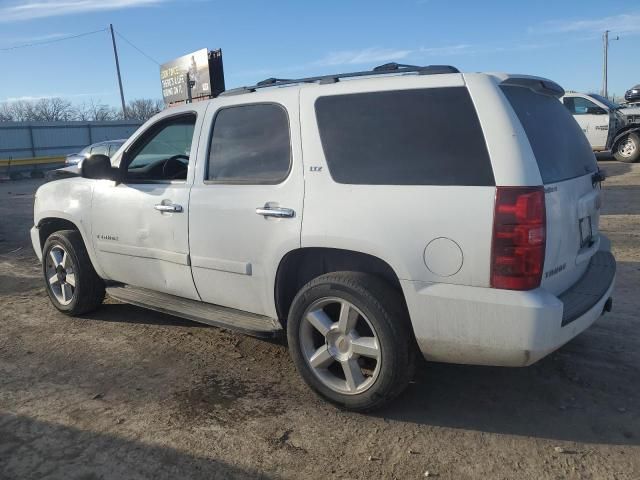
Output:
left=115, top=29, right=160, bottom=65
left=0, top=28, right=108, bottom=52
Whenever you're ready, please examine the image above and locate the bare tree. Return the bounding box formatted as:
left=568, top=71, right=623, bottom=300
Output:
left=0, top=97, right=163, bottom=122
left=0, top=103, right=13, bottom=122
left=92, top=104, right=119, bottom=121
left=125, top=98, right=164, bottom=121
left=73, top=102, right=92, bottom=121
left=33, top=97, right=74, bottom=121
left=0, top=100, right=38, bottom=121
left=74, top=99, right=119, bottom=121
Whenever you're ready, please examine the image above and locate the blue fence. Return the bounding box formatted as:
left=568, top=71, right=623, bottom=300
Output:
left=0, top=120, right=142, bottom=160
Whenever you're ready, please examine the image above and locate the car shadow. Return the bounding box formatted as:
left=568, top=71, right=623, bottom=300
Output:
left=87, top=302, right=205, bottom=328
left=85, top=260, right=640, bottom=447
left=90, top=294, right=640, bottom=446
left=598, top=161, right=632, bottom=178
left=0, top=413, right=278, bottom=479
left=376, top=352, right=636, bottom=446
left=600, top=183, right=640, bottom=215
left=595, top=152, right=616, bottom=162
left=88, top=302, right=288, bottom=346
left=375, top=260, right=640, bottom=446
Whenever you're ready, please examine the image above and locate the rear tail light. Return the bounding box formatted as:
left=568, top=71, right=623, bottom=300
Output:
left=491, top=186, right=546, bottom=290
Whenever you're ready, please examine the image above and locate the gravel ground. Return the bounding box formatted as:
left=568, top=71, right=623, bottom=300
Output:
left=1, top=161, right=639, bottom=480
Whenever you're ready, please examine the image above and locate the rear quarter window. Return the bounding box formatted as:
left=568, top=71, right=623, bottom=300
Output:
left=314, top=87, right=495, bottom=186
left=501, top=86, right=597, bottom=184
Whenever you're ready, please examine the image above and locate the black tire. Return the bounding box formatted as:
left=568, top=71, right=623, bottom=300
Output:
left=287, top=271, right=416, bottom=411
left=613, top=132, right=640, bottom=163
left=42, top=230, right=105, bottom=315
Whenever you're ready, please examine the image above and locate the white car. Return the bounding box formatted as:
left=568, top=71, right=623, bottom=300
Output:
left=562, top=92, right=640, bottom=162
left=65, top=139, right=126, bottom=166
left=31, top=64, right=616, bottom=410
left=47, top=139, right=128, bottom=181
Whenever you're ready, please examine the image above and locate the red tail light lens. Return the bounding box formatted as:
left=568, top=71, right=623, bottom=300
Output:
left=491, top=186, right=546, bottom=290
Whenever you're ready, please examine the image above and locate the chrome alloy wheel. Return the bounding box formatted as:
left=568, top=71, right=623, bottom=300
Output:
left=45, top=245, right=76, bottom=305
left=618, top=136, right=637, bottom=158
left=299, top=297, right=381, bottom=395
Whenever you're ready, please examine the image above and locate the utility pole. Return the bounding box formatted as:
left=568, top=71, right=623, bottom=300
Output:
left=601, top=30, right=619, bottom=99
left=109, top=24, right=127, bottom=119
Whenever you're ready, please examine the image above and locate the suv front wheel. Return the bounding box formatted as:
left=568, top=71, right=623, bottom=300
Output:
left=43, top=230, right=105, bottom=315
left=287, top=272, right=415, bottom=411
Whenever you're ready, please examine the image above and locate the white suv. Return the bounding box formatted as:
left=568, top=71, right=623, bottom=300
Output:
left=31, top=64, right=616, bottom=410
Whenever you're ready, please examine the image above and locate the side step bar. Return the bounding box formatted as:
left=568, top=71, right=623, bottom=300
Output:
left=106, top=285, right=283, bottom=338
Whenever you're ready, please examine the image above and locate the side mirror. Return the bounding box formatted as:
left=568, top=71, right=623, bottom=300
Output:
left=587, top=106, right=607, bottom=115
left=81, top=154, right=118, bottom=181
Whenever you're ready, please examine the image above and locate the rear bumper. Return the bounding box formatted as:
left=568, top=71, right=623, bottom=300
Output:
left=559, top=251, right=615, bottom=326
left=402, top=250, right=616, bottom=367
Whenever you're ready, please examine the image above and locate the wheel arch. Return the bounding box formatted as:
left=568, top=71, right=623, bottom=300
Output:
left=36, top=216, right=106, bottom=279
left=610, top=125, right=640, bottom=149
left=274, top=247, right=405, bottom=325
left=37, top=217, right=79, bottom=251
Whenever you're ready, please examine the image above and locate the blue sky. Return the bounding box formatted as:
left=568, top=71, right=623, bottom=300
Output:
left=0, top=0, right=639, bottom=106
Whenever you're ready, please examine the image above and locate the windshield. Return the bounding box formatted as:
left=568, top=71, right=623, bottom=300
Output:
left=589, top=93, right=620, bottom=109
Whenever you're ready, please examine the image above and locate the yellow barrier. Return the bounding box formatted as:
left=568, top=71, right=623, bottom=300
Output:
left=0, top=155, right=65, bottom=167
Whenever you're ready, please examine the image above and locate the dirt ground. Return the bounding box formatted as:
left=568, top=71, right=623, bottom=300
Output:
left=1, top=161, right=639, bottom=480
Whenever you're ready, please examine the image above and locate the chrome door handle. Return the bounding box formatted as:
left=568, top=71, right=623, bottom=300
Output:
left=154, top=203, right=183, bottom=213
left=255, top=206, right=295, bottom=218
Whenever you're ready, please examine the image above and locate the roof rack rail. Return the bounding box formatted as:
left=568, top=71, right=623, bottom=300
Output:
left=256, top=77, right=293, bottom=86
left=373, top=62, right=422, bottom=71
left=220, top=62, right=460, bottom=96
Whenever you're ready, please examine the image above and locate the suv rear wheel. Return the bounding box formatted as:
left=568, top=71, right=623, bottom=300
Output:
left=287, top=272, right=415, bottom=411
left=43, top=230, right=105, bottom=315
left=613, top=132, right=640, bottom=163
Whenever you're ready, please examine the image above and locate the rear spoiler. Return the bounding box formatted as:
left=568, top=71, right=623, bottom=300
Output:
left=499, top=76, right=565, bottom=98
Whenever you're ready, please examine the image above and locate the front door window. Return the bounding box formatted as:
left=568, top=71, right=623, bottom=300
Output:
left=125, top=114, right=196, bottom=182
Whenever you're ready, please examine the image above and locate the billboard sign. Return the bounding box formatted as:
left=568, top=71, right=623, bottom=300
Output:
left=160, top=48, right=212, bottom=104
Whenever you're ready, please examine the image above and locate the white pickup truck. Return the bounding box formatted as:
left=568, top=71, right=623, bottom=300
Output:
left=562, top=92, right=640, bottom=163
left=31, top=65, right=616, bottom=410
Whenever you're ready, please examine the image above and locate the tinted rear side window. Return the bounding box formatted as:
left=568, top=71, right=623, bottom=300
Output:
left=315, top=87, right=494, bottom=186
left=501, top=86, right=597, bottom=184
left=207, top=104, right=291, bottom=183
